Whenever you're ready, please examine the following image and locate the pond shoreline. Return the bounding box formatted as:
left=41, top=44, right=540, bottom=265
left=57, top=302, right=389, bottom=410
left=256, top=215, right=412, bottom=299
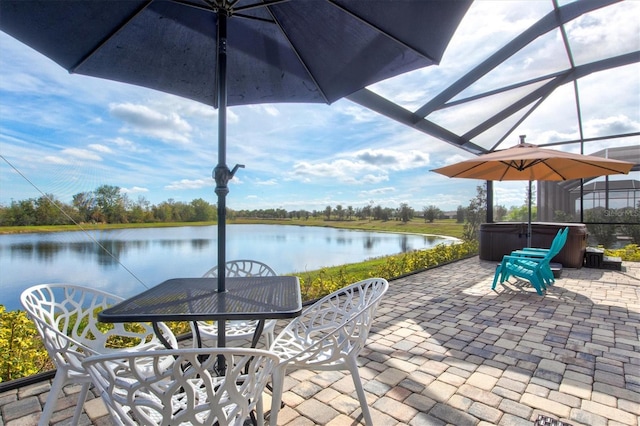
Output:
left=0, top=218, right=465, bottom=238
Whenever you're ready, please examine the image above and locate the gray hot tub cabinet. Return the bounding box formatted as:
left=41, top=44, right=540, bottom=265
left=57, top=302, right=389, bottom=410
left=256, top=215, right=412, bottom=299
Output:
left=479, top=222, right=587, bottom=268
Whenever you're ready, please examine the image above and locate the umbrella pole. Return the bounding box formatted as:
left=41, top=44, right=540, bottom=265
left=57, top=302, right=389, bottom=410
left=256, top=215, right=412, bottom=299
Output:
left=215, top=11, right=228, bottom=296
left=214, top=11, right=229, bottom=356
left=527, top=180, right=532, bottom=247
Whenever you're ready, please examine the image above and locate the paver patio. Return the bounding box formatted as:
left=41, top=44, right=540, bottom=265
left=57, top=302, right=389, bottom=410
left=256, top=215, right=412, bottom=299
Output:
left=1, top=256, right=638, bottom=425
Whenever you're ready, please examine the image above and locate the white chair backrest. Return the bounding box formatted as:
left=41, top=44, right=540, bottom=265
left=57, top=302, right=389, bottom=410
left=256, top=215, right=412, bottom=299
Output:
left=274, top=278, right=388, bottom=367
left=20, top=284, right=176, bottom=372
left=82, top=347, right=279, bottom=426
left=202, top=259, right=276, bottom=278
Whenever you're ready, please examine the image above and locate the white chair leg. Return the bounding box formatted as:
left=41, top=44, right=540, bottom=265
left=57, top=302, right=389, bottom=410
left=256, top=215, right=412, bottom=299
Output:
left=269, top=366, right=286, bottom=426
left=266, top=329, right=274, bottom=348
left=71, top=382, right=90, bottom=425
left=38, top=370, right=67, bottom=426
left=346, top=356, right=373, bottom=426
left=255, top=395, right=265, bottom=426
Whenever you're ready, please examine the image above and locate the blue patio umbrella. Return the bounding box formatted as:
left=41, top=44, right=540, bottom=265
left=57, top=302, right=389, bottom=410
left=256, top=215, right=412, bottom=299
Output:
left=0, top=0, right=471, bottom=344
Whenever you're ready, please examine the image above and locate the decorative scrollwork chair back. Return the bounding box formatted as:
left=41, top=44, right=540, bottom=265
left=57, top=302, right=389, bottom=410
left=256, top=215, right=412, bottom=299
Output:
left=20, top=284, right=177, bottom=426
left=82, top=347, right=279, bottom=426
left=268, top=278, right=389, bottom=426
left=194, top=260, right=278, bottom=347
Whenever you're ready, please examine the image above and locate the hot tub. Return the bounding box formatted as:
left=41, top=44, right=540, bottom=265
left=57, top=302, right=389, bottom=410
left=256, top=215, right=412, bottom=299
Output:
left=479, top=222, right=587, bottom=268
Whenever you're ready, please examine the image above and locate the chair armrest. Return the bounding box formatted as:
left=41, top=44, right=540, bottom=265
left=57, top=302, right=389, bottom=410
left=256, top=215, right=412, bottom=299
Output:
left=502, top=255, right=545, bottom=268
left=511, top=250, right=546, bottom=258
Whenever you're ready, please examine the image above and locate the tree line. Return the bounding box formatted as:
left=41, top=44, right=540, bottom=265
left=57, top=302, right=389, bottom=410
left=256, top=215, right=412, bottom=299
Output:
left=0, top=185, right=218, bottom=226
left=0, top=185, right=473, bottom=227
left=0, top=183, right=539, bottom=228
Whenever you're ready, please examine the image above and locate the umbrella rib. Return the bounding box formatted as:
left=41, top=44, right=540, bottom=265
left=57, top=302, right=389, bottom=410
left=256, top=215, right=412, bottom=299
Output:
left=450, top=162, right=488, bottom=178
left=537, top=160, right=568, bottom=180
left=327, top=0, right=438, bottom=63
left=572, top=159, right=634, bottom=175
left=234, top=0, right=291, bottom=13
left=68, top=1, right=154, bottom=73
left=262, top=5, right=330, bottom=104
left=174, top=0, right=218, bottom=12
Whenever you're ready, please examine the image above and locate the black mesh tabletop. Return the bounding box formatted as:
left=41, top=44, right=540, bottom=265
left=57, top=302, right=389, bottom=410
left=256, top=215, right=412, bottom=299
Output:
left=98, top=276, right=302, bottom=323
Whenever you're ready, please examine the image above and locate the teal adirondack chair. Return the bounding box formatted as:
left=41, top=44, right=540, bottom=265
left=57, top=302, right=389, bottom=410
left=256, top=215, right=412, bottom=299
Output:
left=508, top=227, right=568, bottom=286
left=492, top=254, right=547, bottom=295
left=492, top=227, right=568, bottom=295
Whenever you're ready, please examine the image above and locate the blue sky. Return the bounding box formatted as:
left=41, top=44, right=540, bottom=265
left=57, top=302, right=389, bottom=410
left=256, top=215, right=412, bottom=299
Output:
left=1, top=1, right=638, bottom=213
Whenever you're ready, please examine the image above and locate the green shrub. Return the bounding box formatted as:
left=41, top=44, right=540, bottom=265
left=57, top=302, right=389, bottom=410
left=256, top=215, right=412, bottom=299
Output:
left=296, top=240, right=478, bottom=302
left=0, top=305, right=51, bottom=382
left=604, top=244, right=640, bottom=262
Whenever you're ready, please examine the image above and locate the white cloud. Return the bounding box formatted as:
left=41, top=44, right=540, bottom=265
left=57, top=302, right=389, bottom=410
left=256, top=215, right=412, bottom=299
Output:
left=288, top=148, right=431, bottom=185
left=42, top=156, right=71, bottom=165
left=109, top=102, right=193, bottom=144
left=121, top=186, right=149, bottom=194
left=352, top=149, right=430, bottom=171
left=360, top=187, right=396, bottom=196
left=61, top=148, right=102, bottom=161
left=164, top=179, right=214, bottom=190
left=584, top=115, right=640, bottom=137
left=88, top=144, right=113, bottom=153
left=109, top=137, right=150, bottom=153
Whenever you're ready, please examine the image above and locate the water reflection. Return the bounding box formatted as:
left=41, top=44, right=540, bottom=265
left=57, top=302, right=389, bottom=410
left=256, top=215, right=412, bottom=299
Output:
left=0, top=225, right=456, bottom=311
left=191, top=239, right=211, bottom=250
left=363, top=236, right=377, bottom=249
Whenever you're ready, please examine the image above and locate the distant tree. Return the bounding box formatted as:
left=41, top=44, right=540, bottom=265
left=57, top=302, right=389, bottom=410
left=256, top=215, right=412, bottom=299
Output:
left=377, top=207, right=393, bottom=221
left=128, top=196, right=152, bottom=223
left=398, top=203, right=413, bottom=223
left=621, top=202, right=640, bottom=244
left=94, top=185, right=125, bottom=223
left=191, top=198, right=215, bottom=221
left=494, top=205, right=507, bottom=221
left=360, top=204, right=371, bottom=220
left=335, top=205, right=344, bottom=220
left=462, top=184, right=487, bottom=242
left=346, top=206, right=354, bottom=220
left=372, top=205, right=383, bottom=220
left=423, top=205, right=441, bottom=223
left=7, top=199, right=36, bottom=226
left=154, top=199, right=174, bottom=222
left=506, top=205, right=536, bottom=222
left=586, top=208, right=617, bottom=248
left=324, top=205, right=332, bottom=220
left=72, top=191, right=96, bottom=223
left=34, top=195, right=62, bottom=225
left=456, top=205, right=466, bottom=223
left=553, top=210, right=574, bottom=222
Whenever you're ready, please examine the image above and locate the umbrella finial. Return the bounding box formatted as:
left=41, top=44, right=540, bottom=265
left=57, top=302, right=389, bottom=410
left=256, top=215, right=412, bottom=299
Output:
left=519, top=135, right=526, bottom=145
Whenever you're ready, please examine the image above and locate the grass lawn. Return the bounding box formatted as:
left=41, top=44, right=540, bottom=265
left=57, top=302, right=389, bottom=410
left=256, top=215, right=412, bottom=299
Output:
left=0, top=217, right=466, bottom=238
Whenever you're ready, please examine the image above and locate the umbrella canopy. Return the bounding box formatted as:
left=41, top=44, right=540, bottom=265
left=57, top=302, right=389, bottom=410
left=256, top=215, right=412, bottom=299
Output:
left=432, top=141, right=634, bottom=182
left=432, top=136, right=634, bottom=246
left=0, top=1, right=470, bottom=108
left=0, top=0, right=471, bottom=346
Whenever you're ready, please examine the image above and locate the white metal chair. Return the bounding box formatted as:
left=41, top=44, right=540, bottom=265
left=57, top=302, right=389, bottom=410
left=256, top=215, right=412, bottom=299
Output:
left=82, top=347, right=279, bottom=426
left=20, top=284, right=177, bottom=426
left=194, top=260, right=278, bottom=348
left=268, top=278, right=389, bottom=426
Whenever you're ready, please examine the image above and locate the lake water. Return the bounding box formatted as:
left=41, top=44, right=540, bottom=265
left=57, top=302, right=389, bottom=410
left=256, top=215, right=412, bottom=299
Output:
left=0, top=224, right=456, bottom=311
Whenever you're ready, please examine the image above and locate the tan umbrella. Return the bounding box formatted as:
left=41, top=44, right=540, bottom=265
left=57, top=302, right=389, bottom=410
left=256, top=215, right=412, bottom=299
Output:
left=432, top=136, right=634, bottom=246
